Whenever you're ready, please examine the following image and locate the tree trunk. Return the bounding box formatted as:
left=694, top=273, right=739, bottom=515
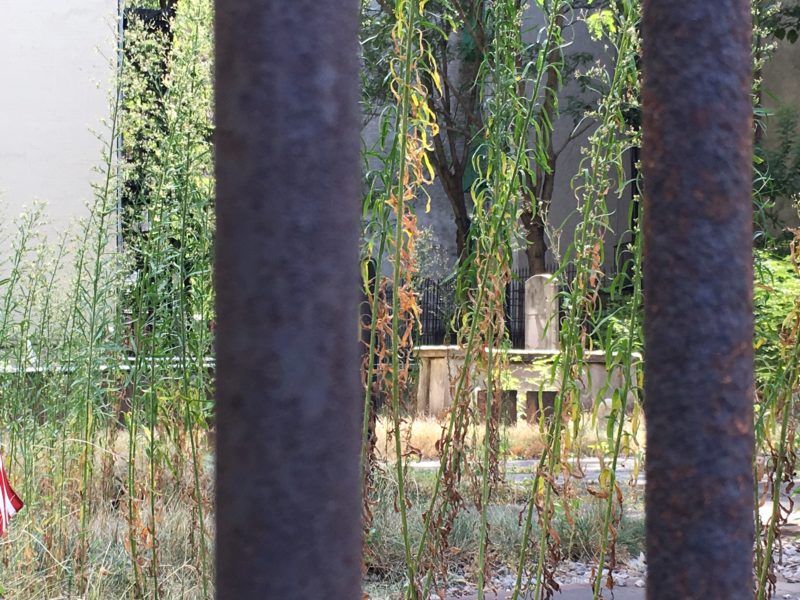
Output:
left=437, top=165, right=471, bottom=260
left=521, top=206, right=547, bottom=274
left=425, top=8, right=483, bottom=265
left=522, top=134, right=556, bottom=274
left=519, top=13, right=562, bottom=275
left=454, top=204, right=471, bottom=260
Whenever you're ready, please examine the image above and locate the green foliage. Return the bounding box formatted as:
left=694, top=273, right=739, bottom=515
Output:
left=590, top=291, right=643, bottom=351
left=121, top=0, right=214, bottom=349
left=754, top=250, right=800, bottom=381
left=586, top=9, right=616, bottom=40
left=4, top=0, right=800, bottom=597
left=762, top=0, right=800, bottom=44
left=360, top=1, right=649, bottom=598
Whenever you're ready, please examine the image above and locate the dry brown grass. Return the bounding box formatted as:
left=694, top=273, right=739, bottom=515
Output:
left=374, top=416, right=555, bottom=460
left=374, top=412, right=646, bottom=461
left=0, top=427, right=214, bottom=600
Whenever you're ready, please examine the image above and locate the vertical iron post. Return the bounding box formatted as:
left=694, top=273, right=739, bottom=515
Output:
left=642, top=1, right=754, bottom=597
left=215, top=1, right=361, bottom=598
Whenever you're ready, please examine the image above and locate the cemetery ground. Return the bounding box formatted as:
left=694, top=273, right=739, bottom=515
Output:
left=363, top=418, right=800, bottom=600
left=5, top=415, right=800, bottom=599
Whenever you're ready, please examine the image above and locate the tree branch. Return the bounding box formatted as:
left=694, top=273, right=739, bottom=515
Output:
left=553, top=119, right=595, bottom=160
left=451, top=0, right=487, bottom=56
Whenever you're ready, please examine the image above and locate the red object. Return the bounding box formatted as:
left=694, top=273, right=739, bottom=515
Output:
left=0, top=454, right=22, bottom=536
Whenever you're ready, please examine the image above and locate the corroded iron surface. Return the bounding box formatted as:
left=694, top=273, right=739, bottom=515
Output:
left=215, top=2, right=361, bottom=597
left=642, top=1, right=754, bottom=598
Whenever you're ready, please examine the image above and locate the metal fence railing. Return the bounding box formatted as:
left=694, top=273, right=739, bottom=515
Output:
left=377, top=257, right=630, bottom=350
left=415, top=270, right=532, bottom=349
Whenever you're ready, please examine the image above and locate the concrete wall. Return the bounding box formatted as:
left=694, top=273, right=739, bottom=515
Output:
left=0, top=0, right=117, bottom=240
left=530, top=17, right=634, bottom=274
left=761, top=37, right=800, bottom=232
left=364, top=9, right=632, bottom=277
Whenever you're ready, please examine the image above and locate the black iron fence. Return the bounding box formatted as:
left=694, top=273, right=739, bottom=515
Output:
left=376, top=257, right=630, bottom=350
left=417, top=277, right=458, bottom=345
left=416, top=268, right=540, bottom=349
left=504, top=273, right=526, bottom=348
left=413, top=258, right=629, bottom=349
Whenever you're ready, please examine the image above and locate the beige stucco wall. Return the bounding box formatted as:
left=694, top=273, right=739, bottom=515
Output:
left=763, top=41, right=800, bottom=117
left=0, top=0, right=117, bottom=240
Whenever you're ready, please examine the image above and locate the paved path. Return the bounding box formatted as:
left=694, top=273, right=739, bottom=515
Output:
left=452, top=586, right=643, bottom=599
left=410, top=458, right=643, bottom=486
left=412, top=458, right=800, bottom=523
left=452, top=581, right=800, bottom=599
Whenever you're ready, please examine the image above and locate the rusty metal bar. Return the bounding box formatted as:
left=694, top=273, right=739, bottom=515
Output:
left=215, top=2, right=361, bottom=597
left=642, top=1, right=754, bottom=597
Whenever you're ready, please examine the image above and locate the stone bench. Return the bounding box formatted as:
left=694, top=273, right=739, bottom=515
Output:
left=414, top=274, right=641, bottom=423
left=415, top=346, right=641, bottom=422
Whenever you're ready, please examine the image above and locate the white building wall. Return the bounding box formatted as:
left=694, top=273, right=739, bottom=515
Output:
left=0, top=0, right=117, bottom=239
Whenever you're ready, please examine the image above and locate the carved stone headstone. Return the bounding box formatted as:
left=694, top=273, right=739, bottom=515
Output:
left=524, top=274, right=559, bottom=350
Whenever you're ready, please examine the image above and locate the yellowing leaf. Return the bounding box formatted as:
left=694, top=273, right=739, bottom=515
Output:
left=431, top=70, right=442, bottom=95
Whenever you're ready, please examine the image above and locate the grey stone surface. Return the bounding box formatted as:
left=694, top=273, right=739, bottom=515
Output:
left=449, top=586, right=645, bottom=599
left=524, top=275, right=559, bottom=350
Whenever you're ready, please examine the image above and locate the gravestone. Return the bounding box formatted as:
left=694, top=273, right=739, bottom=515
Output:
left=524, top=274, right=559, bottom=350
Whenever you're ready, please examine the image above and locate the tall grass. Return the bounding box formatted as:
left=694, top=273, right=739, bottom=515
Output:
left=0, top=0, right=797, bottom=599
left=0, top=1, right=214, bottom=598
left=359, top=1, right=646, bottom=598
left=359, top=1, right=794, bottom=600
